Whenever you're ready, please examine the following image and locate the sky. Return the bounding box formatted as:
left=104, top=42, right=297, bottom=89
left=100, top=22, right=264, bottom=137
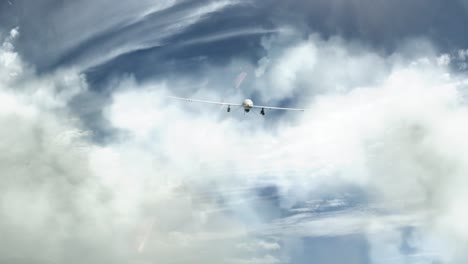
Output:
left=2, top=0, right=468, bottom=263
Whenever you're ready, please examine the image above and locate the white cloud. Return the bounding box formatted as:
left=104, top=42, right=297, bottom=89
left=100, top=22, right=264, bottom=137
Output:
left=0, top=29, right=261, bottom=264
left=458, top=49, right=468, bottom=61
left=4, top=26, right=468, bottom=264
left=227, top=255, right=281, bottom=264
left=437, top=54, right=451, bottom=66
left=103, top=37, right=468, bottom=262
left=0, top=28, right=23, bottom=80
left=253, top=33, right=388, bottom=102
left=237, top=240, right=281, bottom=252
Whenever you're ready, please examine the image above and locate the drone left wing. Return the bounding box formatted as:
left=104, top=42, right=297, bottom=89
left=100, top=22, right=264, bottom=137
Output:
left=252, top=105, right=305, bottom=111
left=167, top=96, right=242, bottom=106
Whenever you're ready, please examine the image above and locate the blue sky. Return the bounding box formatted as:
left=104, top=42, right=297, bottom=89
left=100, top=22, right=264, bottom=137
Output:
left=2, top=1, right=468, bottom=263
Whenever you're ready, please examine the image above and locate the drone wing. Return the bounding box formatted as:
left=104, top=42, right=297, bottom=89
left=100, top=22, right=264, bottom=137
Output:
left=252, top=105, right=305, bottom=111
left=168, top=96, right=242, bottom=107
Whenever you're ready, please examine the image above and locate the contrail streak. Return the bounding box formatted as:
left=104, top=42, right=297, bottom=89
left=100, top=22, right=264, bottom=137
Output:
left=235, top=71, right=247, bottom=89
left=137, top=218, right=156, bottom=253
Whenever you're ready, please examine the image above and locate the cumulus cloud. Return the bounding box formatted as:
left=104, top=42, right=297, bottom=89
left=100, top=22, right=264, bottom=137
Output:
left=252, top=32, right=388, bottom=102
left=3, top=23, right=468, bottom=264
left=0, top=30, right=108, bottom=264
left=0, top=28, right=268, bottom=264
left=100, top=31, right=468, bottom=263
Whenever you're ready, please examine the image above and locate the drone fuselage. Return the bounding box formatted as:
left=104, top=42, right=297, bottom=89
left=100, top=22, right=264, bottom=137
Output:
left=242, top=99, right=253, bottom=112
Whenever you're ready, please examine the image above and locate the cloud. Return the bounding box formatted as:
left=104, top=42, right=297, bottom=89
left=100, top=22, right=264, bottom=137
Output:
left=0, top=30, right=108, bottom=264
left=458, top=49, right=468, bottom=61
left=0, top=28, right=22, bottom=80
left=252, top=33, right=388, bottom=102
left=0, top=28, right=270, bottom=264
left=227, top=255, right=281, bottom=264
left=3, top=0, right=247, bottom=71
left=72, top=0, right=242, bottom=70
left=3, top=23, right=468, bottom=264
left=236, top=240, right=281, bottom=252
left=266, top=0, right=468, bottom=51
left=4, top=0, right=468, bottom=77
left=100, top=31, right=468, bottom=262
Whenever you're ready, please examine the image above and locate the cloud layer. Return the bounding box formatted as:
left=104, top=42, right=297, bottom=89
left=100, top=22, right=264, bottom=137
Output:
left=2, top=7, right=468, bottom=264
